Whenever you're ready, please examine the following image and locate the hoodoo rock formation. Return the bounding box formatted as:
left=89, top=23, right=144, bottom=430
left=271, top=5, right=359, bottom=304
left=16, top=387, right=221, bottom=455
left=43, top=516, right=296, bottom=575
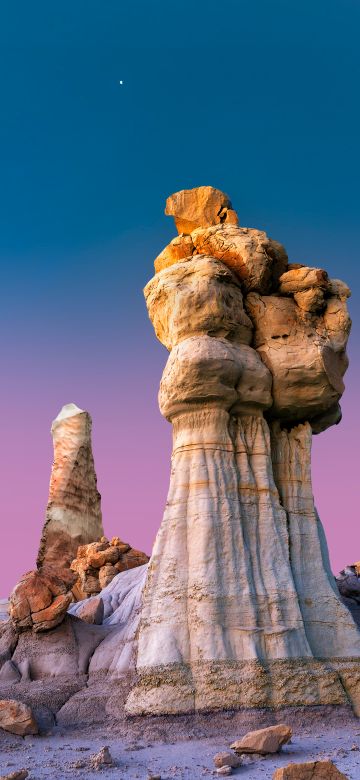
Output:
left=8, top=402, right=149, bottom=639
left=37, top=403, right=104, bottom=575
left=126, top=186, right=360, bottom=716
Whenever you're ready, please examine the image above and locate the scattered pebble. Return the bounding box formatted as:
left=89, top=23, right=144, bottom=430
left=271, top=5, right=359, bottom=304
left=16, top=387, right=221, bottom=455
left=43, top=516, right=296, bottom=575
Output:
left=213, top=751, right=241, bottom=768
left=90, top=745, right=115, bottom=770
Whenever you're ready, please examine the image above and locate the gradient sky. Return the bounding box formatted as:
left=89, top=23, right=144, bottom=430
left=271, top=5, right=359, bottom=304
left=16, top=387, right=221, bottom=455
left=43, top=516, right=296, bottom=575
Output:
left=1, top=1, right=359, bottom=596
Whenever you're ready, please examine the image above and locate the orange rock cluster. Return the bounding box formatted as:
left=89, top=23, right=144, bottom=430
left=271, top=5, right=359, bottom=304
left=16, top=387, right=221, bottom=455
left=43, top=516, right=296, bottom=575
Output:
left=70, top=536, right=149, bottom=599
left=9, top=567, right=76, bottom=633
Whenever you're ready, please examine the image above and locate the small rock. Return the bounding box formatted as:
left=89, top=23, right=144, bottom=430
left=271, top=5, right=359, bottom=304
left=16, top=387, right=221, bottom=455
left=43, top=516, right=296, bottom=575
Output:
left=0, top=772, right=28, bottom=780
left=90, top=746, right=115, bottom=770
left=147, top=775, right=161, bottom=780
left=215, top=768, right=232, bottom=777
left=0, top=700, right=38, bottom=737
left=231, top=724, right=292, bottom=755
left=351, top=743, right=359, bottom=751
left=272, top=759, right=348, bottom=779
left=77, top=597, right=104, bottom=625
left=213, top=752, right=241, bottom=768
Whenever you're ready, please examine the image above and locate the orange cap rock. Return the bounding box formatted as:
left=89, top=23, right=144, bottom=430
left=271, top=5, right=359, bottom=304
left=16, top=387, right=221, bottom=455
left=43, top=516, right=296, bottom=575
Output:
left=165, top=185, right=238, bottom=234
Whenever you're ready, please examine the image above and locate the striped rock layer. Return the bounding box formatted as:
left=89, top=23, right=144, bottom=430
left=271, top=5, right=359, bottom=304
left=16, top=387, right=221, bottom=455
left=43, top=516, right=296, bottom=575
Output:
left=37, top=403, right=104, bottom=575
left=126, top=189, right=360, bottom=715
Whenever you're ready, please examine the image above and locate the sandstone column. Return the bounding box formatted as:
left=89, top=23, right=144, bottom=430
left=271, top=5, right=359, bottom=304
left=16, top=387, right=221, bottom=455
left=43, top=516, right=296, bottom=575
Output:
left=126, top=187, right=360, bottom=716
left=126, top=257, right=344, bottom=715
left=37, top=403, right=104, bottom=574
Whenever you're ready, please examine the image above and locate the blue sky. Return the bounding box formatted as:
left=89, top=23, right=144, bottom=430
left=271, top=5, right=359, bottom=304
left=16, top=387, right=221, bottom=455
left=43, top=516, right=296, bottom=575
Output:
left=0, top=1, right=359, bottom=593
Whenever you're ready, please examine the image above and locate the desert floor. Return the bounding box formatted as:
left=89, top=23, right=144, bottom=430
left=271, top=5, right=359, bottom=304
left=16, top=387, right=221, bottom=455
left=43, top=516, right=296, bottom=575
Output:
left=1, top=709, right=360, bottom=779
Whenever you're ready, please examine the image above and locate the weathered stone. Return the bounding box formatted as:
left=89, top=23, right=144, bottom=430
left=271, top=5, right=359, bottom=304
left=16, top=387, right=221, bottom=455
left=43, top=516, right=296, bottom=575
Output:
left=0, top=621, right=18, bottom=669
left=0, top=771, right=29, bottom=780
left=37, top=403, right=104, bottom=574
left=159, top=336, right=272, bottom=420
left=90, top=746, right=115, bottom=769
left=165, top=186, right=238, bottom=234
left=9, top=568, right=74, bottom=633
left=70, top=536, right=149, bottom=598
left=154, top=234, right=194, bottom=273
left=231, top=724, right=292, bottom=754
left=126, top=195, right=360, bottom=716
left=99, top=563, right=118, bottom=589
left=77, top=596, right=104, bottom=625
left=213, top=751, right=241, bottom=768
left=145, top=255, right=253, bottom=351
left=191, top=224, right=288, bottom=292
left=271, top=422, right=360, bottom=660
left=329, top=278, right=351, bottom=300
left=0, top=699, right=38, bottom=736
left=294, top=287, right=326, bottom=313
left=68, top=564, right=148, bottom=677
left=245, top=289, right=351, bottom=429
left=215, top=768, right=233, bottom=776
left=272, top=759, right=348, bottom=779
left=11, top=613, right=106, bottom=680
left=279, top=266, right=329, bottom=294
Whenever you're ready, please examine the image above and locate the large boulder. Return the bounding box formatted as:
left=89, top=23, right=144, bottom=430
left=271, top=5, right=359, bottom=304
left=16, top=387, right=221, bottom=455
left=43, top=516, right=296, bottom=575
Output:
left=231, top=724, right=292, bottom=755
left=273, top=760, right=348, bottom=779
left=145, top=255, right=253, bottom=350
left=165, top=185, right=238, bottom=234
left=191, top=224, right=288, bottom=293
left=9, top=567, right=75, bottom=633
left=0, top=699, right=38, bottom=736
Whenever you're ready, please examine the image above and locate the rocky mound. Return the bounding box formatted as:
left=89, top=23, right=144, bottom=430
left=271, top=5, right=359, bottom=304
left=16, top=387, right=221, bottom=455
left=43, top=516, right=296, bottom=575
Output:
left=70, top=536, right=149, bottom=599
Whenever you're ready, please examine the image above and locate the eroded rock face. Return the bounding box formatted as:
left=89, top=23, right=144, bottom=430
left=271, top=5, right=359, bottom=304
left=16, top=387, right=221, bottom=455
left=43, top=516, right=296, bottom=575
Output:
left=37, top=403, right=104, bottom=574
left=125, top=186, right=360, bottom=717
left=154, top=234, right=195, bottom=273
left=245, top=289, right=351, bottom=430
left=165, top=185, right=238, bottom=234
left=9, top=568, right=75, bottom=633
left=70, top=536, right=149, bottom=599
left=68, top=564, right=148, bottom=677
left=191, top=224, right=288, bottom=293
left=0, top=699, right=38, bottom=736
left=145, top=255, right=253, bottom=350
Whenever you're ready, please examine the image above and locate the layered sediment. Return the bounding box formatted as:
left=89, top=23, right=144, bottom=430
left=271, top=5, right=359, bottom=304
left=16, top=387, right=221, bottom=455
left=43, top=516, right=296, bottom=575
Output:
left=126, top=186, right=360, bottom=716
left=37, top=403, right=104, bottom=575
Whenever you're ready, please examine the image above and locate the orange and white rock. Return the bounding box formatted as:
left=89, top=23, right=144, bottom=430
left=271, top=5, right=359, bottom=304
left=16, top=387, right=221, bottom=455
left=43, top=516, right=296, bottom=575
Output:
left=125, top=187, right=360, bottom=717
left=165, top=185, right=238, bottom=234
left=9, top=568, right=75, bottom=633
left=70, top=536, right=149, bottom=599
left=37, top=403, right=104, bottom=574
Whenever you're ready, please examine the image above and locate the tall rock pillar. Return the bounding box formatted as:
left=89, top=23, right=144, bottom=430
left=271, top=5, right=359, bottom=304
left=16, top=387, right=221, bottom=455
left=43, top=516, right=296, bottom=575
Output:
left=126, top=187, right=360, bottom=716
left=37, top=403, right=104, bottom=574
